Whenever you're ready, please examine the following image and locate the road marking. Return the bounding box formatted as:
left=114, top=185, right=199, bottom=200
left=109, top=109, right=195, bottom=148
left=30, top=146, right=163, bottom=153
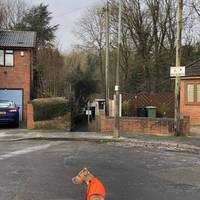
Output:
left=0, top=142, right=61, bottom=160
left=0, top=132, right=7, bottom=137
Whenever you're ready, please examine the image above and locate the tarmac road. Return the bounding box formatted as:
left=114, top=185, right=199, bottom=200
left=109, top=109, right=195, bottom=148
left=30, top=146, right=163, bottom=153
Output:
left=0, top=140, right=200, bottom=200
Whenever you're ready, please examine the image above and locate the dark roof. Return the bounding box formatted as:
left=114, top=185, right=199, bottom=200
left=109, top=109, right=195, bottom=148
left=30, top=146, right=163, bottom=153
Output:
left=0, top=30, right=36, bottom=48
left=185, top=59, right=200, bottom=77
left=90, top=93, right=105, bottom=100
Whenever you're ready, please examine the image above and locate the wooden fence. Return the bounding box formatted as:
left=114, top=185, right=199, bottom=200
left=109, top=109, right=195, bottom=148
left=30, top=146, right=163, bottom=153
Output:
left=122, top=92, right=175, bottom=118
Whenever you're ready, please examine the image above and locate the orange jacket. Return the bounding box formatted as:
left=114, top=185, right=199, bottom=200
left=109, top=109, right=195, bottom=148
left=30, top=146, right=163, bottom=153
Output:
left=87, top=177, right=106, bottom=200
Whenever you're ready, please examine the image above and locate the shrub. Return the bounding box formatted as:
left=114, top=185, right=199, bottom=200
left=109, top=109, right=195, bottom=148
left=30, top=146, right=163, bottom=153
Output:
left=32, top=97, right=70, bottom=121
left=157, top=103, right=169, bottom=118
left=122, top=100, right=131, bottom=116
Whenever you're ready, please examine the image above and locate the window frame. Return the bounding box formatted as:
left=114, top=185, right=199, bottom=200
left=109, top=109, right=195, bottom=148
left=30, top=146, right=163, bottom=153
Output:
left=185, top=82, right=200, bottom=105
left=0, top=49, right=14, bottom=67
left=0, top=50, right=4, bottom=66
left=197, top=84, right=200, bottom=103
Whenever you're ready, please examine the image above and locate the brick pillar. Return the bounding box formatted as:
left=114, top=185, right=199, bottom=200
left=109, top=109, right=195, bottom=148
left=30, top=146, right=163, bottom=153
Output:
left=27, top=103, right=34, bottom=129
left=180, top=116, right=190, bottom=135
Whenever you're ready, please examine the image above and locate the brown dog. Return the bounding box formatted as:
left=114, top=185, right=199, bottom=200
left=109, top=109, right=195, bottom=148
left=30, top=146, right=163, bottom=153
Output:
left=72, top=168, right=106, bottom=200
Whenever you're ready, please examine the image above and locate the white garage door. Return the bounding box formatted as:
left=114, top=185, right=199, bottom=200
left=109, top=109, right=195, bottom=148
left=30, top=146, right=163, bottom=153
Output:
left=0, top=89, right=23, bottom=122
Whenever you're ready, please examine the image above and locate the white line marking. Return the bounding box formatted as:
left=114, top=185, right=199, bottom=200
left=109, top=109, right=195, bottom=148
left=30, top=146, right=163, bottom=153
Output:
left=0, top=132, right=7, bottom=137
left=0, top=142, right=61, bottom=160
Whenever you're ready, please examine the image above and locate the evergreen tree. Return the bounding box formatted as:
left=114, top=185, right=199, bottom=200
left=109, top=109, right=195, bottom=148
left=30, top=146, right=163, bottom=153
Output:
left=14, top=3, right=58, bottom=47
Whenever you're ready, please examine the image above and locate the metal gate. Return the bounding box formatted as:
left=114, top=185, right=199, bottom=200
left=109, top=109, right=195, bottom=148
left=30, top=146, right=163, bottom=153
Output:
left=0, top=89, right=23, bottom=122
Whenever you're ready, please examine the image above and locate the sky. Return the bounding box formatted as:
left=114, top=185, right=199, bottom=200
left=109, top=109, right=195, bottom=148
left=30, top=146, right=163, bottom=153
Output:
left=27, top=0, right=103, bottom=51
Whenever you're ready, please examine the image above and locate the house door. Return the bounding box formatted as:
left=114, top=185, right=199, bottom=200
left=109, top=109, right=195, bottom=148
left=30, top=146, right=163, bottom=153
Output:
left=0, top=89, right=23, bottom=122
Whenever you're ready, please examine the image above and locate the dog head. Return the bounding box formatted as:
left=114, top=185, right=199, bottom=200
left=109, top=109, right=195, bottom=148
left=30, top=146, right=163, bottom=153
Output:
left=72, top=168, right=91, bottom=185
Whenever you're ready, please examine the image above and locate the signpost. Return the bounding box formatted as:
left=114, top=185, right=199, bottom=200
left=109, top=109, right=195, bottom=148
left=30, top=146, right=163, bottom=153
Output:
left=86, top=109, right=91, bottom=125
left=170, top=66, right=185, bottom=77
left=86, top=110, right=92, bottom=115
left=174, top=0, right=183, bottom=136
left=170, top=65, right=185, bottom=136
left=86, top=102, right=91, bottom=125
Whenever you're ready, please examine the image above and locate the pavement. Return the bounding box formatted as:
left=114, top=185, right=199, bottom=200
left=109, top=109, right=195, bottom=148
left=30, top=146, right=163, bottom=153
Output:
left=0, top=128, right=200, bottom=153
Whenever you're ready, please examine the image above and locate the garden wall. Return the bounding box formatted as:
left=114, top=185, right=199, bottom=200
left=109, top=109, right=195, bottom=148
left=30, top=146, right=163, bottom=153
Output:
left=27, top=97, right=71, bottom=130
left=98, top=115, right=189, bottom=136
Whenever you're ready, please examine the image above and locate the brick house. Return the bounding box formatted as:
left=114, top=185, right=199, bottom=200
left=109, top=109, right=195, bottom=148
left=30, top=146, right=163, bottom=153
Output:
left=0, top=30, right=36, bottom=126
left=180, top=59, right=200, bottom=125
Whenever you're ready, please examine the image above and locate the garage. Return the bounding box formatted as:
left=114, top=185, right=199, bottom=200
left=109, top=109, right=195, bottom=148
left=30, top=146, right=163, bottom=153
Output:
left=0, top=89, right=23, bottom=122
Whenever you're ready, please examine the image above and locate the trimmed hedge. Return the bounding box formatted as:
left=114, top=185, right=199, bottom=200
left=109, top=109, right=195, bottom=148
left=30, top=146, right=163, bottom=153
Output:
left=32, top=97, right=71, bottom=121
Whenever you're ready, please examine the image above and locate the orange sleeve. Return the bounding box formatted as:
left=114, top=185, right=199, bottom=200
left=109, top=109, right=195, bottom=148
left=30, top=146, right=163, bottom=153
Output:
left=87, top=178, right=106, bottom=200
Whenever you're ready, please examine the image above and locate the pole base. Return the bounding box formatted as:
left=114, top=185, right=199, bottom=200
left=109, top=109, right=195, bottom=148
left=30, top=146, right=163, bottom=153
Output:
left=114, top=128, right=120, bottom=138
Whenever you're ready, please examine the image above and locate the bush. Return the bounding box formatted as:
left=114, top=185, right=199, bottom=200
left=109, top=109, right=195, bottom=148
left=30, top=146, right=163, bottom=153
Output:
left=32, top=97, right=71, bottom=121
left=122, top=100, right=131, bottom=116
left=157, top=103, right=169, bottom=118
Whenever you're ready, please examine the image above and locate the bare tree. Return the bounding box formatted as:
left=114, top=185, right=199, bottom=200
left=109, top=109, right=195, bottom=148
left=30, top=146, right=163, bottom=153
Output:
left=122, top=0, right=154, bottom=91
left=73, top=0, right=200, bottom=94
left=0, top=1, right=5, bottom=28
left=35, top=46, right=65, bottom=97
left=192, top=0, right=200, bottom=17
left=74, top=5, right=105, bottom=85
left=0, top=0, right=28, bottom=29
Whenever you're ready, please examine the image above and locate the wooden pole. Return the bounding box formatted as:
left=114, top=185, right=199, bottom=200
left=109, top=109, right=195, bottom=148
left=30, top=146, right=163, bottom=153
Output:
left=87, top=102, right=90, bottom=125
left=175, top=0, right=183, bottom=136
left=105, top=0, right=110, bottom=116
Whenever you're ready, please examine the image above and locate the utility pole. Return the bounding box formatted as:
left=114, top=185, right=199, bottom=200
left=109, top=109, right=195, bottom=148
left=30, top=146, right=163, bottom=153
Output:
left=87, top=102, right=90, bottom=125
left=105, top=0, right=110, bottom=116
left=174, top=0, right=183, bottom=136
left=114, top=0, right=122, bottom=138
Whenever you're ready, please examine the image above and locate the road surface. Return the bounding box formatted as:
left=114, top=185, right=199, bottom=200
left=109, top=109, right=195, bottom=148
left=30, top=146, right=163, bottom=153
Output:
left=0, top=140, right=200, bottom=200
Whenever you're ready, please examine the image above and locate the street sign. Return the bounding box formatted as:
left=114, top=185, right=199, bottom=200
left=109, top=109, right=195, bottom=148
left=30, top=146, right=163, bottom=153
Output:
left=170, top=66, right=185, bottom=77
left=115, top=85, right=119, bottom=91
left=86, top=110, right=92, bottom=115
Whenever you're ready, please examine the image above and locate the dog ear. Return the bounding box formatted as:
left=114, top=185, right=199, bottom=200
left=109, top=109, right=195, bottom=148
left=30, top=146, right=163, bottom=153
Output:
left=82, top=168, right=89, bottom=176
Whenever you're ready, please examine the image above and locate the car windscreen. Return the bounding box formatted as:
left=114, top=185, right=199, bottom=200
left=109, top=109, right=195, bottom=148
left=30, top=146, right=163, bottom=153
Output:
left=0, top=102, right=12, bottom=108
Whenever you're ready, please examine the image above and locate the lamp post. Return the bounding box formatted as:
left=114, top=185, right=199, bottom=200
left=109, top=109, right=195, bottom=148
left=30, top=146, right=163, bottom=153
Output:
left=114, top=0, right=122, bottom=138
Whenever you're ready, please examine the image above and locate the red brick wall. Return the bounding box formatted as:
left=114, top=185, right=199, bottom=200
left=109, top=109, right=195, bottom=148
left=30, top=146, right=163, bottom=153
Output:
left=0, top=49, right=31, bottom=126
left=99, top=115, right=189, bottom=136
left=180, top=79, right=200, bottom=125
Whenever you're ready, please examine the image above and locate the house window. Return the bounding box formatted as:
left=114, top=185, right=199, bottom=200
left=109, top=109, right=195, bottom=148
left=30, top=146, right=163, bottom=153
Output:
left=187, top=84, right=194, bottom=103
left=197, top=84, right=200, bottom=103
left=186, top=83, right=200, bottom=104
left=5, top=50, right=14, bottom=66
left=0, top=50, right=14, bottom=67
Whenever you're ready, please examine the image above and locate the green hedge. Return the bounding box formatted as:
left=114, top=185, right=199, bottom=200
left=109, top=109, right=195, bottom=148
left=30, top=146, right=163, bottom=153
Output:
left=32, top=97, right=71, bottom=121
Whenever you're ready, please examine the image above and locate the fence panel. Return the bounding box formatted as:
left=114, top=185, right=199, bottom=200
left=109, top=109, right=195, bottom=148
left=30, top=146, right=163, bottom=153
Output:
left=122, top=92, right=175, bottom=118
